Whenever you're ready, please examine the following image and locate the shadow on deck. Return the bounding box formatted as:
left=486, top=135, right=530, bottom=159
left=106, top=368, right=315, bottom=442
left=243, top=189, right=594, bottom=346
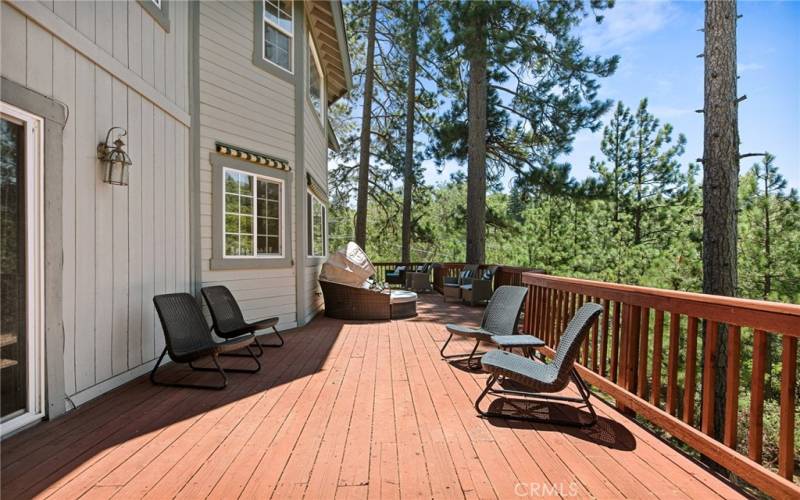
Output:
left=1, top=294, right=747, bottom=499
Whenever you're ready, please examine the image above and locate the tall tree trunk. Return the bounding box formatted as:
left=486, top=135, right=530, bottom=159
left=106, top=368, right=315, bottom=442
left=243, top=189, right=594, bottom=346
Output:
left=354, top=0, right=378, bottom=249
left=702, top=0, right=739, bottom=444
left=401, top=1, right=419, bottom=264
left=763, top=171, right=771, bottom=299
left=465, top=17, right=487, bottom=265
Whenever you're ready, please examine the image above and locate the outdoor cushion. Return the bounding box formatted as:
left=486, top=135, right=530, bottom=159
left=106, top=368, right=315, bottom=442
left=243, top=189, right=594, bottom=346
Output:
left=491, top=334, right=545, bottom=348
left=319, top=241, right=375, bottom=287
left=390, top=290, right=418, bottom=304
left=443, top=282, right=461, bottom=288
left=445, top=323, right=492, bottom=340
left=481, top=350, right=559, bottom=391
left=460, top=284, right=473, bottom=291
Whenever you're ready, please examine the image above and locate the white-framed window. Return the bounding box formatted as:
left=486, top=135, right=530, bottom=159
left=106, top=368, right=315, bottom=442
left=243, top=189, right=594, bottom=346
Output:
left=224, top=167, right=284, bottom=258
left=151, top=0, right=161, bottom=8
left=0, top=101, right=45, bottom=437
left=263, top=0, right=293, bottom=73
left=308, top=34, right=325, bottom=124
left=307, top=191, right=327, bottom=257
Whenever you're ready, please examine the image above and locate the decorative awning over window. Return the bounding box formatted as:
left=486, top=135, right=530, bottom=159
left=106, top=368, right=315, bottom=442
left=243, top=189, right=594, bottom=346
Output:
left=215, top=142, right=291, bottom=171
left=307, top=173, right=328, bottom=204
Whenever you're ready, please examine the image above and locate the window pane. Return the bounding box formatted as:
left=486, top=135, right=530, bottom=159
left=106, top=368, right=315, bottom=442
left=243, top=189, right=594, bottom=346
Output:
left=256, top=199, right=266, bottom=217
left=226, top=234, right=239, bottom=256
left=225, top=194, right=239, bottom=214
left=257, top=236, right=267, bottom=254
left=267, top=200, right=279, bottom=218
left=267, top=236, right=279, bottom=254
left=225, top=171, right=238, bottom=193
left=240, top=215, right=253, bottom=234
left=264, top=0, right=292, bottom=34
left=240, top=235, right=253, bottom=255
left=257, top=217, right=266, bottom=236
left=257, top=179, right=267, bottom=199
left=267, top=218, right=279, bottom=236
left=309, top=40, right=322, bottom=119
left=265, top=25, right=291, bottom=71
left=239, top=173, right=253, bottom=196
left=241, top=195, right=253, bottom=214
left=267, top=182, right=279, bottom=200
left=225, top=214, right=238, bottom=233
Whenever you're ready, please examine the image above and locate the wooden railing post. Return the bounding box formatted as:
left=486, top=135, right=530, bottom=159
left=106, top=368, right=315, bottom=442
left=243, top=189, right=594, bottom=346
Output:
left=778, top=335, right=797, bottom=480
left=749, top=329, right=767, bottom=463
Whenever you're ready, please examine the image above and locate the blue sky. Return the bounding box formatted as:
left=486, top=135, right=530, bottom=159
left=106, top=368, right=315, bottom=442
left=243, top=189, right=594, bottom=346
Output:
left=424, top=0, right=800, bottom=190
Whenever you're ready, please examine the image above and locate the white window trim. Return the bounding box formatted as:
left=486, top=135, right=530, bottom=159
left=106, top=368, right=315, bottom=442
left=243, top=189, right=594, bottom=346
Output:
left=151, top=0, right=161, bottom=9
left=308, top=190, right=327, bottom=258
left=308, top=33, right=325, bottom=126
left=222, top=167, right=285, bottom=259
left=262, top=0, right=294, bottom=74
left=0, top=102, right=45, bottom=437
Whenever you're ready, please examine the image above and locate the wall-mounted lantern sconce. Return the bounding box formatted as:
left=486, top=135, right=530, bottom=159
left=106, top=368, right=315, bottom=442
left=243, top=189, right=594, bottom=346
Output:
left=97, top=127, right=132, bottom=186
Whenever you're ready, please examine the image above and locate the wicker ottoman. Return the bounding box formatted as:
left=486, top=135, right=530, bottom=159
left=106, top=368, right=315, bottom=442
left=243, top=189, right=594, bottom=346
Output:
left=390, top=290, right=418, bottom=319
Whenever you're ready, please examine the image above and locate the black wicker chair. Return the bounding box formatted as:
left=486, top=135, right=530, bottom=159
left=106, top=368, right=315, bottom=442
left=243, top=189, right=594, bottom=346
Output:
left=201, top=285, right=284, bottom=356
left=385, top=265, right=407, bottom=287
left=151, top=293, right=261, bottom=390
left=440, top=285, right=528, bottom=369
left=475, top=302, right=603, bottom=427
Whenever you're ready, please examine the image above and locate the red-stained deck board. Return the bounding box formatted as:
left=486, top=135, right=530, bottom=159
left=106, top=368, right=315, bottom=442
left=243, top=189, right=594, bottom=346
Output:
left=0, top=295, right=745, bottom=499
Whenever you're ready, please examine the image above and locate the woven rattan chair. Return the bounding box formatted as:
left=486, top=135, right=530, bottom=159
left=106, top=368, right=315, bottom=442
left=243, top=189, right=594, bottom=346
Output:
left=151, top=293, right=261, bottom=390
left=405, top=263, right=432, bottom=292
left=461, top=265, right=498, bottom=306
left=475, top=302, right=603, bottom=427
left=319, top=280, right=392, bottom=320
left=385, top=266, right=406, bottom=287
left=440, top=285, right=528, bottom=369
left=442, top=264, right=479, bottom=302
left=201, top=285, right=284, bottom=356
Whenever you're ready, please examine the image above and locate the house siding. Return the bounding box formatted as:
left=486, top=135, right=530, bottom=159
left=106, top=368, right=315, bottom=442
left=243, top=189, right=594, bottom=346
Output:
left=1, top=0, right=192, bottom=406
left=197, top=0, right=299, bottom=330
left=303, top=100, right=328, bottom=323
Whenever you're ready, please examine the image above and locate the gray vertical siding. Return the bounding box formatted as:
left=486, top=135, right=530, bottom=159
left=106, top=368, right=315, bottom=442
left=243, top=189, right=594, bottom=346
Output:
left=1, top=0, right=192, bottom=406
left=303, top=100, right=328, bottom=323
left=197, top=1, right=299, bottom=330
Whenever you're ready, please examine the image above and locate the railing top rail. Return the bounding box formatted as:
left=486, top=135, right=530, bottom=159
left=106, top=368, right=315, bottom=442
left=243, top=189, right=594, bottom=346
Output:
left=522, top=272, right=800, bottom=336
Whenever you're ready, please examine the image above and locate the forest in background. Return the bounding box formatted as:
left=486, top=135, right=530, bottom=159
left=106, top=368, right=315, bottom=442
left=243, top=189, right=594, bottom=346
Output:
left=327, top=1, right=799, bottom=480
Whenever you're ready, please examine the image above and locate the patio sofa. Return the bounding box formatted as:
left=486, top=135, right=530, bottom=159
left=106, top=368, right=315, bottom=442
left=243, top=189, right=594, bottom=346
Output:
left=319, top=242, right=418, bottom=320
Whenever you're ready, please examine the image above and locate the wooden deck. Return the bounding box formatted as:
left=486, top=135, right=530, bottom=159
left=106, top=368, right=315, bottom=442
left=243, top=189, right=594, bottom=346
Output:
left=1, top=294, right=746, bottom=499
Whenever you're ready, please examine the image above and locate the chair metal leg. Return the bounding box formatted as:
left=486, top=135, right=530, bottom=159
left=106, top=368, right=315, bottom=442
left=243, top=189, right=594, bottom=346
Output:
left=256, top=326, right=284, bottom=348
left=474, top=367, right=597, bottom=427
left=191, top=346, right=261, bottom=374
left=440, top=334, right=486, bottom=370
left=150, top=348, right=228, bottom=390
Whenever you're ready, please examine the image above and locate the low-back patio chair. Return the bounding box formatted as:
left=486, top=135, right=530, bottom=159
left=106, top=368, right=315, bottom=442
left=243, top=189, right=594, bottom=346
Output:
left=440, top=285, right=528, bottom=369
left=201, top=285, right=284, bottom=356
left=405, top=263, right=433, bottom=292
left=385, top=265, right=407, bottom=287
left=442, top=264, right=479, bottom=302
left=151, top=293, right=261, bottom=390
left=461, top=265, right=498, bottom=306
left=474, top=302, right=603, bottom=427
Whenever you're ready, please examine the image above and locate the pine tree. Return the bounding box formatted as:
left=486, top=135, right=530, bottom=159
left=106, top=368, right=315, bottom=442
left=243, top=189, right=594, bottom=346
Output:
left=433, top=0, right=618, bottom=264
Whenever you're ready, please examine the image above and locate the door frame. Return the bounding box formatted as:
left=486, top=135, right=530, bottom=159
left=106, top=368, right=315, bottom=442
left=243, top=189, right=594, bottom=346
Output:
left=0, top=102, right=45, bottom=436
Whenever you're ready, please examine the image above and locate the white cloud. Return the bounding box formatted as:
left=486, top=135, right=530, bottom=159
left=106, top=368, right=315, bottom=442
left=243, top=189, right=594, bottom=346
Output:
left=581, top=0, right=679, bottom=53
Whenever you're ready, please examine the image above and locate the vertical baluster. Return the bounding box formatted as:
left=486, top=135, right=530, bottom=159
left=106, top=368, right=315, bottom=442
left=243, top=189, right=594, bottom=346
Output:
left=547, top=289, right=557, bottom=346
left=560, top=290, right=570, bottom=336
left=600, top=299, right=610, bottom=377
left=531, top=286, right=540, bottom=336
left=683, top=316, right=699, bottom=425
left=579, top=295, right=590, bottom=366
left=626, top=305, right=641, bottom=395
left=749, top=329, right=767, bottom=463
left=651, top=310, right=664, bottom=407
left=701, top=320, right=719, bottom=435
left=723, top=325, right=741, bottom=449
left=523, top=285, right=532, bottom=334
left=666, top=312, right=681, bottom=416
left=610, top=301, right=621, bottom=383
left=591, top=297, right=600, bottom=372
left=637, top=307, right=650, bottom=399
left=778, top=335, right=797, bottom=479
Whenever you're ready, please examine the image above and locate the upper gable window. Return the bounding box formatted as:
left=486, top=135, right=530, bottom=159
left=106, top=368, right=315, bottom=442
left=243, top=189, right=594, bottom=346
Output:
left=263, top=0, right=293, bottom=73
left=308, top=35, right=325, bottom=124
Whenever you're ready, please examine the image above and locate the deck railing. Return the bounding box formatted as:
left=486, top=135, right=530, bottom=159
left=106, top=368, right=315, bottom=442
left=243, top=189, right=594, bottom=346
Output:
left=521, top=272, right=800, bottom=498
left=372, top=262, right=544, bottom=293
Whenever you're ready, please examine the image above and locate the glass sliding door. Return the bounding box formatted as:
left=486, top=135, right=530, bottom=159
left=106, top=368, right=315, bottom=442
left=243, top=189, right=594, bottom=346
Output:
left=1, top=102, right=44, bottom=435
